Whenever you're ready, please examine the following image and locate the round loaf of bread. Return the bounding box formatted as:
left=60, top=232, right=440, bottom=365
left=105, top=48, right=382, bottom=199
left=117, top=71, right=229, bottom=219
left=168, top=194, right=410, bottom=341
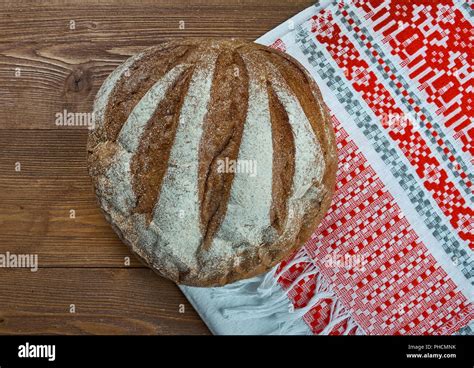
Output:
left=87, top=38, right=337, bottom=287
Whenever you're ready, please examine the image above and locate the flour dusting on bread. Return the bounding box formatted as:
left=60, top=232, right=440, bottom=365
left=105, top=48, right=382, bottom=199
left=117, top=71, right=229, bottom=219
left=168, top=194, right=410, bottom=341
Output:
left=87, top=39, right=338, bottom=286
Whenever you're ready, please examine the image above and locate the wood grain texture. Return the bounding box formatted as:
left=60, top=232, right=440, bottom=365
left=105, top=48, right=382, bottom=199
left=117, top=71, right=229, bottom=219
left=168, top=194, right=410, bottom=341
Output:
left=0, top=268, right=209, bottom=335
left=0, top=0, right=313, bottom=334
left=0, top=129, right=139, bottom=267
left=0, top=0, right=312, bottom=129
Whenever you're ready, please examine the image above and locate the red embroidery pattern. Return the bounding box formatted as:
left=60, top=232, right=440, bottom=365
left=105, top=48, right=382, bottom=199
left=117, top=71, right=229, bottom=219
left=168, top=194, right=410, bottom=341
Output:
left=269, top=38, right=286, bottom=52
left=355, top=0, right=474, bottom=157
left=277, top=116, right=471, bottom=334
left=311, top=9, right=473, bottom=244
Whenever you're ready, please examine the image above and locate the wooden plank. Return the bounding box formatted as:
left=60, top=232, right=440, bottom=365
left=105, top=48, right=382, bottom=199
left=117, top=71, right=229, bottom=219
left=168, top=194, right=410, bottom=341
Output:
left=0, top=129, right=110, bottom=239
left=0, top=268, right=210, bottom=335
left=0, top=234, right=143, bottom=268
left=0, top=129, right=88, bottom=178
left=0, top=0, right=312, bottom=129
left=0, top=129, right=140, bottom=267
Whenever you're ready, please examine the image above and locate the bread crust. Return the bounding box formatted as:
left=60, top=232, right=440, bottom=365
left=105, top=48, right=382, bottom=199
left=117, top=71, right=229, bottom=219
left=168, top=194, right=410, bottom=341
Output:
left=87, top=38, right=337, bottom=287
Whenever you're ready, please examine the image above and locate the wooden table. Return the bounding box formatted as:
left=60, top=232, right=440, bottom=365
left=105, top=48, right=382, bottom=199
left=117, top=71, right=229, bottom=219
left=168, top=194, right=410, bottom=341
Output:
left=0, top=0, right=313, bottom=334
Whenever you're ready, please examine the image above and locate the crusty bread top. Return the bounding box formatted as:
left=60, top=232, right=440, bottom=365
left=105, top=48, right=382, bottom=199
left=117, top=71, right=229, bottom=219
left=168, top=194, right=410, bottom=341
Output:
left=87, top=38, right=337, bottom=287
